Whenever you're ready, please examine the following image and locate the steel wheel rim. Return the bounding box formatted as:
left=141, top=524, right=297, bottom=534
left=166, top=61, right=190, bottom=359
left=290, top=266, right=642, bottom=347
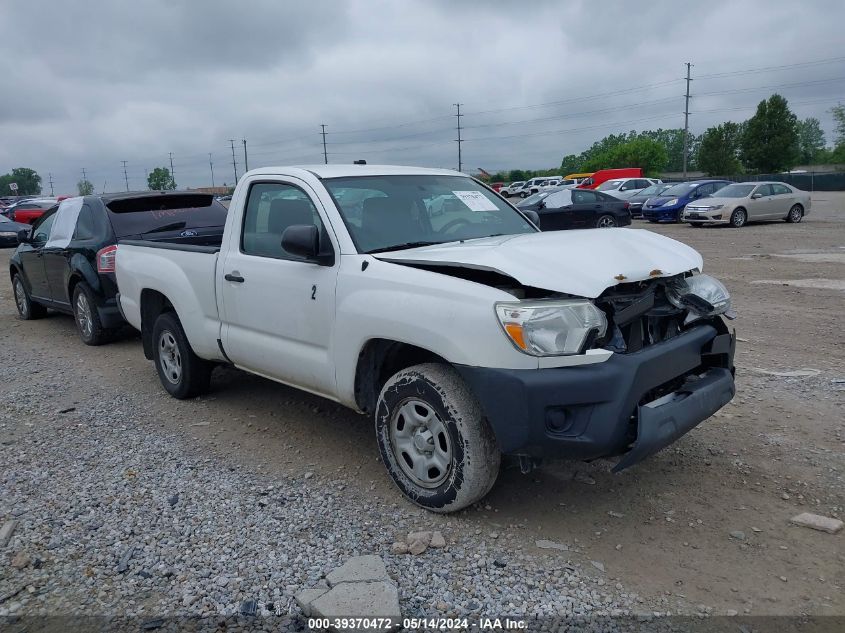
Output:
left=14, top=279, right=28, bottom=317
left=790, top=206, right=801, bottom=222
left=158, top=330, right=182, bottom=385
left=598, top=216, right=615, bottom=228
left=389, top=398, right=452, bottom=489
left=75, top=293, right=92, bottom=338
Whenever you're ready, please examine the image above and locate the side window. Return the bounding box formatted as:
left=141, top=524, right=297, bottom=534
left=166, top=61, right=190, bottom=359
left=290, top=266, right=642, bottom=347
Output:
left=754, top=184, right=773, bottom=197
left=771, top=183, right=790, bottom=195
left=241, top=182, right=324, bottom=260
left=573, top=190, right=597, bottom=204
left=72, top=204, right=95, bottom=240
left=32, top=212, right=58, bottom=243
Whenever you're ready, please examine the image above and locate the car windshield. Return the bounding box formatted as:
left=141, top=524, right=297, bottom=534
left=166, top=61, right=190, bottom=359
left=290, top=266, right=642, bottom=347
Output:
left=0, top=215, right=11, bottom=223
left=639, top=184, right=668, bottom=197
left=713, top=184, right=755, bottom=198
left=597, top=180, right=624, bottom=191
left=323, top=175, right=536, bottom=254
left=518, top=191, right=551, bottom=206
left=663, top=183, right=698, bottom=196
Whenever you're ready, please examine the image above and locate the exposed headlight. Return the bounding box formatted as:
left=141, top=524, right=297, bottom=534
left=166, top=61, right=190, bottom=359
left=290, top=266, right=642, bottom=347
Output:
left=0, top=231, right=17, bottom=237
left=662, top=198, right=678, bottom=207
left=666, top=274, right=735, bottom=319
left=496, top=300, right=607, bottom=356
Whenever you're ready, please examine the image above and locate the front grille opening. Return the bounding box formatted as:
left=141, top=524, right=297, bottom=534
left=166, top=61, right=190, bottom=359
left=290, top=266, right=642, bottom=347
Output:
left=596, top=277, right=687, bottom=354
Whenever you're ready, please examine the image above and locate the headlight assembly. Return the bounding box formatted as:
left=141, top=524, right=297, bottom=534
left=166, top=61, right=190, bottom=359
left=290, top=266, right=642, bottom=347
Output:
left=662, top=198, right=678, bottom=207
left=496, top=300, right=607, bottom=356
left=667, top=274, right=735, bottom=319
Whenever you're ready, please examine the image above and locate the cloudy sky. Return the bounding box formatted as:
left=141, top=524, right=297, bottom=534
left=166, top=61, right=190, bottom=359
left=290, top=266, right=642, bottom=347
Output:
left=1, top=0, right=844, bottom=194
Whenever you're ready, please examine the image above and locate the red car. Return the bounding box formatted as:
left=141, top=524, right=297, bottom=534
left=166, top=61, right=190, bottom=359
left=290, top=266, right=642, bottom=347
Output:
left=5, top=199, right=57, bottom=224
left=578, top=168, right=643, bottom=190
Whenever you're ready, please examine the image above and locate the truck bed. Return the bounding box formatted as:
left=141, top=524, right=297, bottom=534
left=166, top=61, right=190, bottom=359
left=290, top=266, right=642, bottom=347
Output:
left=115, top=240, right=225, bottom=361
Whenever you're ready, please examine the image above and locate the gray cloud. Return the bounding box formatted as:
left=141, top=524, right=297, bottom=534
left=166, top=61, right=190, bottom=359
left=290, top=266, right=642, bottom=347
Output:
left=1, top=0, right=843, bottom=194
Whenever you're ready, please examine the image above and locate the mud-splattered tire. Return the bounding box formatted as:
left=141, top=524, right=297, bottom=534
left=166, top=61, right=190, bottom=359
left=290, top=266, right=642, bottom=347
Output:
left=375, top=363, right=500, bottom=513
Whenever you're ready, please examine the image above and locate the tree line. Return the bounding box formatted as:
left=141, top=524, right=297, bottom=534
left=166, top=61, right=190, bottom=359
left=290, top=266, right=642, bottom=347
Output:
left=485, top=95, right=845, bottom=183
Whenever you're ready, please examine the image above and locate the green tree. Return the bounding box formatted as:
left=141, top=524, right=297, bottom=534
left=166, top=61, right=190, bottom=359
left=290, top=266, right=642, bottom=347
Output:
left=507, top=169, right=527, bottom=182
left=741, top=94, right=800, bottom=172
left=0, top=167, right=42, bottom=195
left=796, top=118, right=825, bottom=164
left=639, top=129, right=695, bottom=172
left=77, top=179, right=94, bottom=195
left=148, top=167, right=176, bottom=190
left=831, top=104, right=845, bottom=147
left=697, top=122, right=744, bottom=176
left=582, top=137, right=668, bottom=176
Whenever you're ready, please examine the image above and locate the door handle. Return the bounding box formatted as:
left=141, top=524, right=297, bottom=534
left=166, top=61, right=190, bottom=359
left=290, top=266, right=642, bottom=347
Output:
left=224, top=273, right=245, bottom=283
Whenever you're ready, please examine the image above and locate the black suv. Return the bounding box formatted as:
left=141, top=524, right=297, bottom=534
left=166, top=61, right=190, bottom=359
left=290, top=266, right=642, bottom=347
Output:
left=10, top=191, right=227, bottom=345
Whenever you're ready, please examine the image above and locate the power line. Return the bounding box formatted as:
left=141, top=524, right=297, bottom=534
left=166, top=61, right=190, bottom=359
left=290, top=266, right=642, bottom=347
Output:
left=695, top=75, right=845, bottom=97
left=454, top=103, right=463, bottom=172
left=696, top=55, right=845, bottom=80
left=320, top=124, right=328, bottom=164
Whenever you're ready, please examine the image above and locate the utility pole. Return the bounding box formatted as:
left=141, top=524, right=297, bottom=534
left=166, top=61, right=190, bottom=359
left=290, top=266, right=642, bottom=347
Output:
left=320, top=124, right=328, bottom=164
left=209, top=153, right=215, bottom=189
left=48, top=173, right=54, bottom=196
left=242, top=138, right=249, bottom=172
left=453, top=103, right=464, bottom=172
left=81, top=167, right=87, bottom=183
left=122, top=160, right=129, bottom=191
left=683, top=62, right=693, bottom=179
left=229, top=139, right=239, bottom=182
left=168, top=152, right=175, bottom=185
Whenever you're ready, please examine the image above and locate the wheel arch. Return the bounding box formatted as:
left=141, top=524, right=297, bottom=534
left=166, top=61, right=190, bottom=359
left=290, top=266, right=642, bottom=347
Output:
left=140, top=289, right=175, bottom=360
left=353, top=338, right=450, bottom=414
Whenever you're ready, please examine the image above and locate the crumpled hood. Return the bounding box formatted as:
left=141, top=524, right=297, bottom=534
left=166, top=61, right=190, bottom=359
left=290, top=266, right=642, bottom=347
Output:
left=374, top=229, right=703, bottom=298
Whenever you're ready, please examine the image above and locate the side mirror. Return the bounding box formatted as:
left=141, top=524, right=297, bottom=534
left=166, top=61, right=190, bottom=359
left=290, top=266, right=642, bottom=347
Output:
left=522, top=209, right=540, bottom=226
left=281, top=225, right=334, bottom=265
left=17, top=228, right=31, bottom=244
left=751, top=193, right=763, bottom=199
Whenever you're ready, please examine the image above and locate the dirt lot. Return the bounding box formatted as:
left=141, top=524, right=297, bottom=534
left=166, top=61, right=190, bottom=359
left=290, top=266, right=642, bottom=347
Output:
left=1, top=193, right=843, bottom=618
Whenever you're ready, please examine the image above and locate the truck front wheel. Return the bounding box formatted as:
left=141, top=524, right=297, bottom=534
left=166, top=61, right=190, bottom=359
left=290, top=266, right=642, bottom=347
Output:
left=152, top=312, right=212, bottom=399
left=375, top=363, right=500, bottom=512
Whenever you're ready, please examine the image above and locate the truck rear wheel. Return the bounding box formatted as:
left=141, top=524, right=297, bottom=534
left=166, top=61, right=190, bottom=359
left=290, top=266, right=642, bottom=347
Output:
left=152, top=312, right=212, bottom=399
left=375, top=363, right=500, bottom=513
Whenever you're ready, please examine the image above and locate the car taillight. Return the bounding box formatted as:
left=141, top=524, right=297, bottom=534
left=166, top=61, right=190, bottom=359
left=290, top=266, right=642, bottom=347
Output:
left=97, top=245, right=117, bottom=273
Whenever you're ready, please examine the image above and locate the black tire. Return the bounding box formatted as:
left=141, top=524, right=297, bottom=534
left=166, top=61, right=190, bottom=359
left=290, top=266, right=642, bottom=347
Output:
left=375, top=363, right=500, bottom=513
left=730, top=207, right=747, bottom=228
left=72, top=282, right=111, bottom=346
left=12, top=273, right=47, bottom=320
left=520, top=191, right=528, bottom=198
left=500, top=191, right=510, bottom=198
left=786, top=204, right=803, bottom=223
left=152, top=312, right=212, bottom=399
left=647, top=219, right=658, bottom=223
left=689, top=223, right=703, bottom=228
left=596, top=214, right=617, bottom=228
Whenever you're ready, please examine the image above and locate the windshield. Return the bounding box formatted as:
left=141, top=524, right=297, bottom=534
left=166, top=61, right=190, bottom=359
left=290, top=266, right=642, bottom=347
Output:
left=323, top=175, right=535, bottom=253
left=597, top=180, right=624, bottom=191
left=518, top=191, right=552, bottom=206
left=638, top=184, right=669, bottom=197
left=662, top=183, right=699, bottom=196
left=713, top=184, right=754, bottom=198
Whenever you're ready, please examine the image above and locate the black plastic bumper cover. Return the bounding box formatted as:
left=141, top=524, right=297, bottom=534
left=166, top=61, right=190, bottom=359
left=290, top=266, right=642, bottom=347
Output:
left=454, top=323, right=735, bottom=470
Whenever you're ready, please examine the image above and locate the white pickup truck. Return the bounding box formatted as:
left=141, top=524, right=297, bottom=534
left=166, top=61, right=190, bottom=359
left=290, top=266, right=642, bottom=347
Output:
left=115, top=164, right=736, bottom=512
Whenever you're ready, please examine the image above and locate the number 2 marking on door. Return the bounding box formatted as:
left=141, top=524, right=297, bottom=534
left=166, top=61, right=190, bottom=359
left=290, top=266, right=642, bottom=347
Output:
left=311, top=285, right=317, bottom=300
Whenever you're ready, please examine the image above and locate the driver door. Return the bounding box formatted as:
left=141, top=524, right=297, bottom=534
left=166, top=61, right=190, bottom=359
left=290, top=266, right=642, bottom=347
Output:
left=748, top=184, right=774, bottom=220
left=18, top=210, right=58, bottom=300
left=219, top=178, right=340, bottom=397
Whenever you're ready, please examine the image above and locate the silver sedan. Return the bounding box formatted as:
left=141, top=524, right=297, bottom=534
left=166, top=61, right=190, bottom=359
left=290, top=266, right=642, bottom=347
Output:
left=682, top=181, right=811, bottom=227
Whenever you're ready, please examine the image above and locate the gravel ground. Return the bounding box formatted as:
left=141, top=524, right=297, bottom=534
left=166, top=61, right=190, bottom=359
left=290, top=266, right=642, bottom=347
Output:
left=0, top=362, right=642, bottom=628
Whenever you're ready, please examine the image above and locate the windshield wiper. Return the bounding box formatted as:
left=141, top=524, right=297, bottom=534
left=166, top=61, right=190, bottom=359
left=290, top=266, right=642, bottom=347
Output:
left=367, top=241, right=441, bottom=254
left=143, top=221, right=186, bottom=234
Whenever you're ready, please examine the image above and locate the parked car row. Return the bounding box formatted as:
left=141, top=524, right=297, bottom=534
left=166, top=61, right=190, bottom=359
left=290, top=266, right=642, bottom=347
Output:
left=1, top=197, right=60, bottom=224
